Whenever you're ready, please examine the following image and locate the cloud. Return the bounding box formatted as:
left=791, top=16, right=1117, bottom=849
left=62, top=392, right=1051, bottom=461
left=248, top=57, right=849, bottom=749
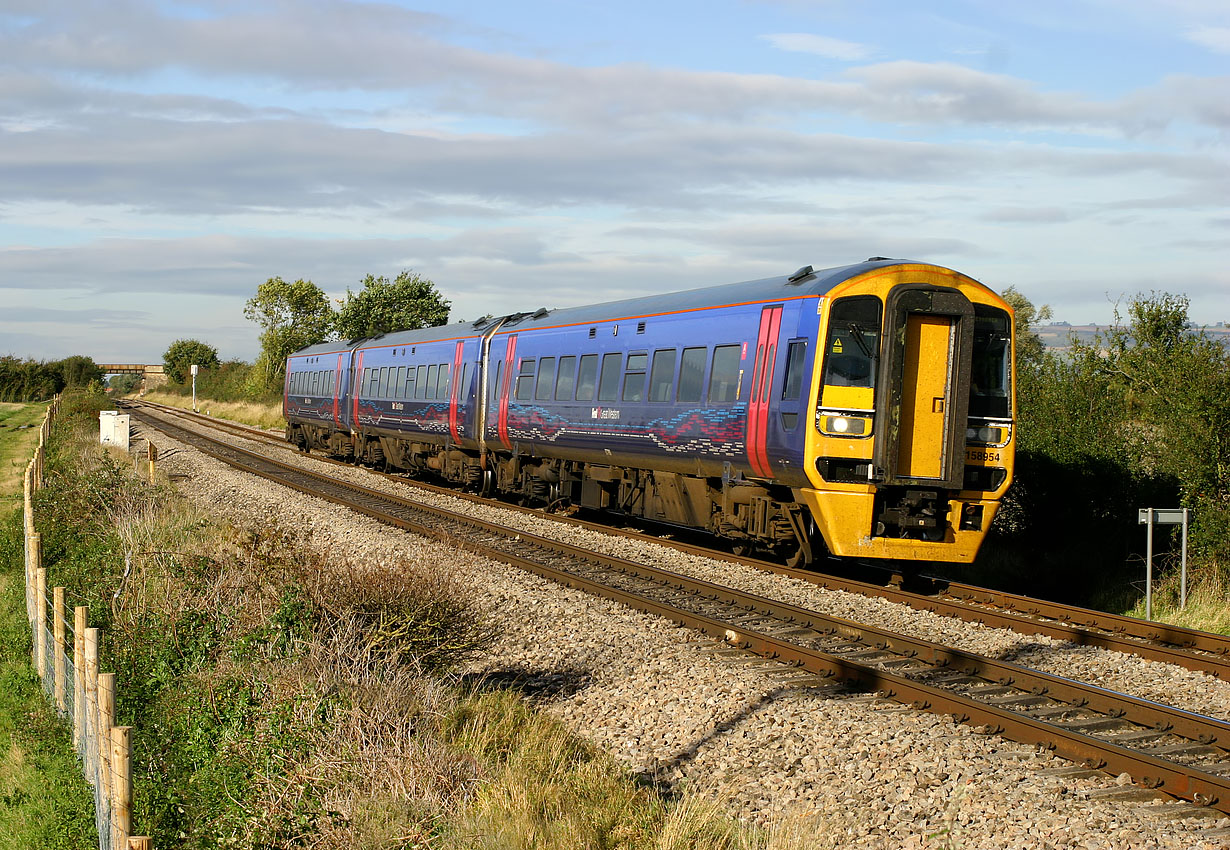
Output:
left=1185, top=26, right=1230, bottom=52
left=760, top=33, right=872, bottom=60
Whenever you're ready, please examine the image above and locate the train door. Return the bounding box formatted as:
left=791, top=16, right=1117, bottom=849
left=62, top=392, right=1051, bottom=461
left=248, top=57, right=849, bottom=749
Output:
left=746, top=305, right=783, bottom=478
left=873, top=286, right=974, bottom=490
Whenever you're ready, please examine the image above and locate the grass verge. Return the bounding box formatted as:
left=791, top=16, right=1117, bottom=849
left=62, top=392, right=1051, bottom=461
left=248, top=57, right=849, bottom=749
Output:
left=0, top=400, right=97, bottom=849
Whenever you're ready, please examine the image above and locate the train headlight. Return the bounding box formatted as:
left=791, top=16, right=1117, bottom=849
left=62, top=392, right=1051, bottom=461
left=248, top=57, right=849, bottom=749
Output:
left=966, top=426, right=1004, bottom=444
left=823, top=416, right=868, bottom=436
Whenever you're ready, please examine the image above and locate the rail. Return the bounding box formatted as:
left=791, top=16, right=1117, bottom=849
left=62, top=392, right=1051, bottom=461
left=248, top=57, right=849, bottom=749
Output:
left=126, top=398, right=1230, bottom=681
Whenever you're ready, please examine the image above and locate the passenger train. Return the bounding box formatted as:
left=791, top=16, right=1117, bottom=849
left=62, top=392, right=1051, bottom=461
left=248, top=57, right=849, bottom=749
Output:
left=284, top=258, right=1016, bottom=567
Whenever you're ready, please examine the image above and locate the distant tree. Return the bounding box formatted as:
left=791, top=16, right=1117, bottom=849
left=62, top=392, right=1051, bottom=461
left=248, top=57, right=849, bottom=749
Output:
left=162, top=339, right=220, bottom=385
left=107, top=373, right=142, bottom=394
left=243, top=277, right=334, bottom=387
left=334, top=270, right=450, bottom=341
left=999, top=286, right=1052, bottom=369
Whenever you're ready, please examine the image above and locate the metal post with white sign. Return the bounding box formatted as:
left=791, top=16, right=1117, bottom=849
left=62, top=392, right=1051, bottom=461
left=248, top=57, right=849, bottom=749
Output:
left=1137, top=507, right=1190, bottom=619
left=190, top=364, right=199, bottom=412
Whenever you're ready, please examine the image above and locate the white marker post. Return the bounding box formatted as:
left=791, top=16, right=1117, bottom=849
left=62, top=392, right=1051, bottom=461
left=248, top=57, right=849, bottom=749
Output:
left=190, top=364, right=199, bottom=412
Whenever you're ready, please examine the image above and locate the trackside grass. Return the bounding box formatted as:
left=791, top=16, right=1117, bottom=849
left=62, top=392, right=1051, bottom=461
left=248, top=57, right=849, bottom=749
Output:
left=27, top=388, right=849, bottom=848
left=0, top=401, right=97, bottom=849
left=135, top=390, right=285, bottom=431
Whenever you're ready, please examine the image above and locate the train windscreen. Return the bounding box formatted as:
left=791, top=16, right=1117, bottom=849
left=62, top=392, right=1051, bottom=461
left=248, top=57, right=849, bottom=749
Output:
left=970, top=306, right=1011, bottom=418
left=822, top=296, right=881, bottom=389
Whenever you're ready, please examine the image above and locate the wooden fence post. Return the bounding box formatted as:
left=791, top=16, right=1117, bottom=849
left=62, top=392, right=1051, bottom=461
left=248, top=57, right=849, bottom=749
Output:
left=111, top=726, right=132, bottom=850
left=25, top=531, right=39, bottom=628
left=53, top=587, right=66, bottom=712
left=34, top=567, right=47, bottom=681
left=98, top=672, right=115, bottom=813
left=127, top=839, right=152, bottom=850
left=84, top=627, right=100, bottom=784
left=74, top=606, right=87, bottom=753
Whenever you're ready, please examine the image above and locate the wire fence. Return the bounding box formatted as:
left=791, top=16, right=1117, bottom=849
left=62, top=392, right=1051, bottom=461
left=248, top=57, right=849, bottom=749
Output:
left=23, top=398, right=154, bottom=850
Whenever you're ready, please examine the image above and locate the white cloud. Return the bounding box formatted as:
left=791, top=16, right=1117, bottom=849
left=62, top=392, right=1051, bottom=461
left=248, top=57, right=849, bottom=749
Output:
left=1185, top=26, right=1230, bottom=53
left=760, top=33, right=871, bottom=60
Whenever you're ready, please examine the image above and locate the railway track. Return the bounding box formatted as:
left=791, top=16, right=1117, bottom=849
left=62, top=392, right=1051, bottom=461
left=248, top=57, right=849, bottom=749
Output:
left=125, top=399, right=1230, bottom=682
left=125, top=401, right=1230, bottom=815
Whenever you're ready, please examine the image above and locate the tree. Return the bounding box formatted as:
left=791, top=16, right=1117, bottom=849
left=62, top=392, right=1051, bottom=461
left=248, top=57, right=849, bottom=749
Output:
left=1000, top=285, right=1052, bottom=369
left=162, top=339, right=220, bottom=385
left=243, top=277, right=334, bottom=387
left=107, top=373, right=142, bottom=394
left=334, top=270, right=450, bottom=341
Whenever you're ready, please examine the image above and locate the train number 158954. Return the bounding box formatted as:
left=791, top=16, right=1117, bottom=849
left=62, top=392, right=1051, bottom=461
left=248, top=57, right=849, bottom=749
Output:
left=965, top=448, right=1001, bottom=463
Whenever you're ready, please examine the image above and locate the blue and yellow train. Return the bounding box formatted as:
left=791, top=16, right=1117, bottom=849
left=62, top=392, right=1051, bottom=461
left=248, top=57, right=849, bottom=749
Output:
left=284, top=258, right=1015, bottom=566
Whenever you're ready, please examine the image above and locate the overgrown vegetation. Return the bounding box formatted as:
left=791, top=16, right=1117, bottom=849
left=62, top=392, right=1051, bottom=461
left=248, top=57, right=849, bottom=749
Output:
left=974, top=291, right=1229, bottom=629
left=0, top=355, right=103, bottom=403
left=18, top=387, right=827, bottom=848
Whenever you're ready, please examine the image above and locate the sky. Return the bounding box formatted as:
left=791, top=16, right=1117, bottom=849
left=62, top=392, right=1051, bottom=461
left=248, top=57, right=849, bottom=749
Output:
left=1, top=0, right=1228, bottom=363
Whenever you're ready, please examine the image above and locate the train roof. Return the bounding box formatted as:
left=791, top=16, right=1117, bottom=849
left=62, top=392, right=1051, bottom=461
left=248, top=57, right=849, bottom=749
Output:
left=289, top=258, right=971, bottom=357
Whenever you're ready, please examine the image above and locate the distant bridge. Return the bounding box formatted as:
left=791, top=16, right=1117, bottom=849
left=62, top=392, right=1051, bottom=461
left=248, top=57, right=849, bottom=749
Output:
left=98, top=364, right=164, bottom=376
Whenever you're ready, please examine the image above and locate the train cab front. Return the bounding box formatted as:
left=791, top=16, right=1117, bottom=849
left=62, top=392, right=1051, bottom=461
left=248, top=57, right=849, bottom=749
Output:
left=794, top=264, right=1015, bottom=564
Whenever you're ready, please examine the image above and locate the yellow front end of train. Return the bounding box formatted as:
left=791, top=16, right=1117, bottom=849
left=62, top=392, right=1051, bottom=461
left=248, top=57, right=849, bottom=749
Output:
left=795, top=264, right=1015, bottom=563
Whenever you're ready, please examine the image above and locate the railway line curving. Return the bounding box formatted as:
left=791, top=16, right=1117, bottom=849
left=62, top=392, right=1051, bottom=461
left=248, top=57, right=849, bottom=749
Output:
left=127, top=400, right=1230, bottom=681
left=122, top=400, right=1230, bottom=818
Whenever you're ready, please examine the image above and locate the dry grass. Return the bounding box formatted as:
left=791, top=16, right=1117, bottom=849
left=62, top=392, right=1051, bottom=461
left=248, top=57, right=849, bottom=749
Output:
left=1126, top=564, right=1230, bottom=635
left=138, top=391, right=285, bottom=430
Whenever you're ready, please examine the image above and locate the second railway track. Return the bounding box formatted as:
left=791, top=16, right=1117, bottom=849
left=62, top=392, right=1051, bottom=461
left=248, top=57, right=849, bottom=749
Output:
left=126, top=399, right=1230, bottom=682
left=125, top=400, right=1230, bottom=815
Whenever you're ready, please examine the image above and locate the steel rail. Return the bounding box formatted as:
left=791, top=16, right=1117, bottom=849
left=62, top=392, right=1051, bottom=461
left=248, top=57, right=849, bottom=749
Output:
left=129, top=405, right=1230, bottom=813
left=123, top=400, right=1230, bottom=679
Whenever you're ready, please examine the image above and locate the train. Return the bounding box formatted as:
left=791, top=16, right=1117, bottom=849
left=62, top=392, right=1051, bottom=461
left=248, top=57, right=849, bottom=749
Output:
left=283, top=258, right=1016, bottom=567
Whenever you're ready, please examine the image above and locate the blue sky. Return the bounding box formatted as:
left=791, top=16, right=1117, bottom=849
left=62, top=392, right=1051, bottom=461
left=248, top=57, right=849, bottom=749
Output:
left=1, top=0, right=1227, bottom=362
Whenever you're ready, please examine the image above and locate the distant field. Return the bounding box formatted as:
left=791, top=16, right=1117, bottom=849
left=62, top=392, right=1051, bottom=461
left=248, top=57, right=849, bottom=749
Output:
left=0, top=402, right=45, bottom=504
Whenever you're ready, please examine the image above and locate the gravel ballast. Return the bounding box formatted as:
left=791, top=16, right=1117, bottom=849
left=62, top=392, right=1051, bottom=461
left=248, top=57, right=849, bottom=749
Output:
left=142, top=409, right=1230, bottom=849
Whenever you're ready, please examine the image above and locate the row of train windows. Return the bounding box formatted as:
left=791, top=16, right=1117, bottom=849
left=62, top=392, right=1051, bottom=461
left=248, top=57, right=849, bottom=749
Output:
left=500, top=342, right=808, bottom=405
left=363, top=363, right=461, bottom=401
left=290, top=369, right=336, bottom=397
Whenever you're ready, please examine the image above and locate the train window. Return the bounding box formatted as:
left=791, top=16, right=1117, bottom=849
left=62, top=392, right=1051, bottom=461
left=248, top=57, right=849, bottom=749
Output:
left=378, top=367, right=390, bottom=398
left=314, top=371, right=322, bottom=395
left=677, top=347, right=706, bottom=402
left=781, top=341, right=808, bottom=399
left=491, top=361, right=502, bottom=401
left=415, top=365, right=428, bottom=399
left=708, top=345, right=741, bottom=403
left=436, top=363, right=450, bottom=400
left=555, top=355, right=576, bottom=400
left=822, top=296, right=881, bottom=389
left=390, top=366, right=402, bottom=399
left=329, top=371, right=336, bottom=395
left=515, top=359, right=535, bottom=401
left=597, top=352, right=622, bottom=402
left=649, top=349, right=676, bottom=402
left=461, top=363, right=472, bottom=400
left=971, top=306, right=1012, bottom=418
left=535, top=357, right=556, bottom=401
left=426, top=364, right=439, bottom=400
left=404, top=367, right=416, bottom=399
left=575, top=354, right=598, bottom=401
left=622, top=353, right=647, bottom=402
